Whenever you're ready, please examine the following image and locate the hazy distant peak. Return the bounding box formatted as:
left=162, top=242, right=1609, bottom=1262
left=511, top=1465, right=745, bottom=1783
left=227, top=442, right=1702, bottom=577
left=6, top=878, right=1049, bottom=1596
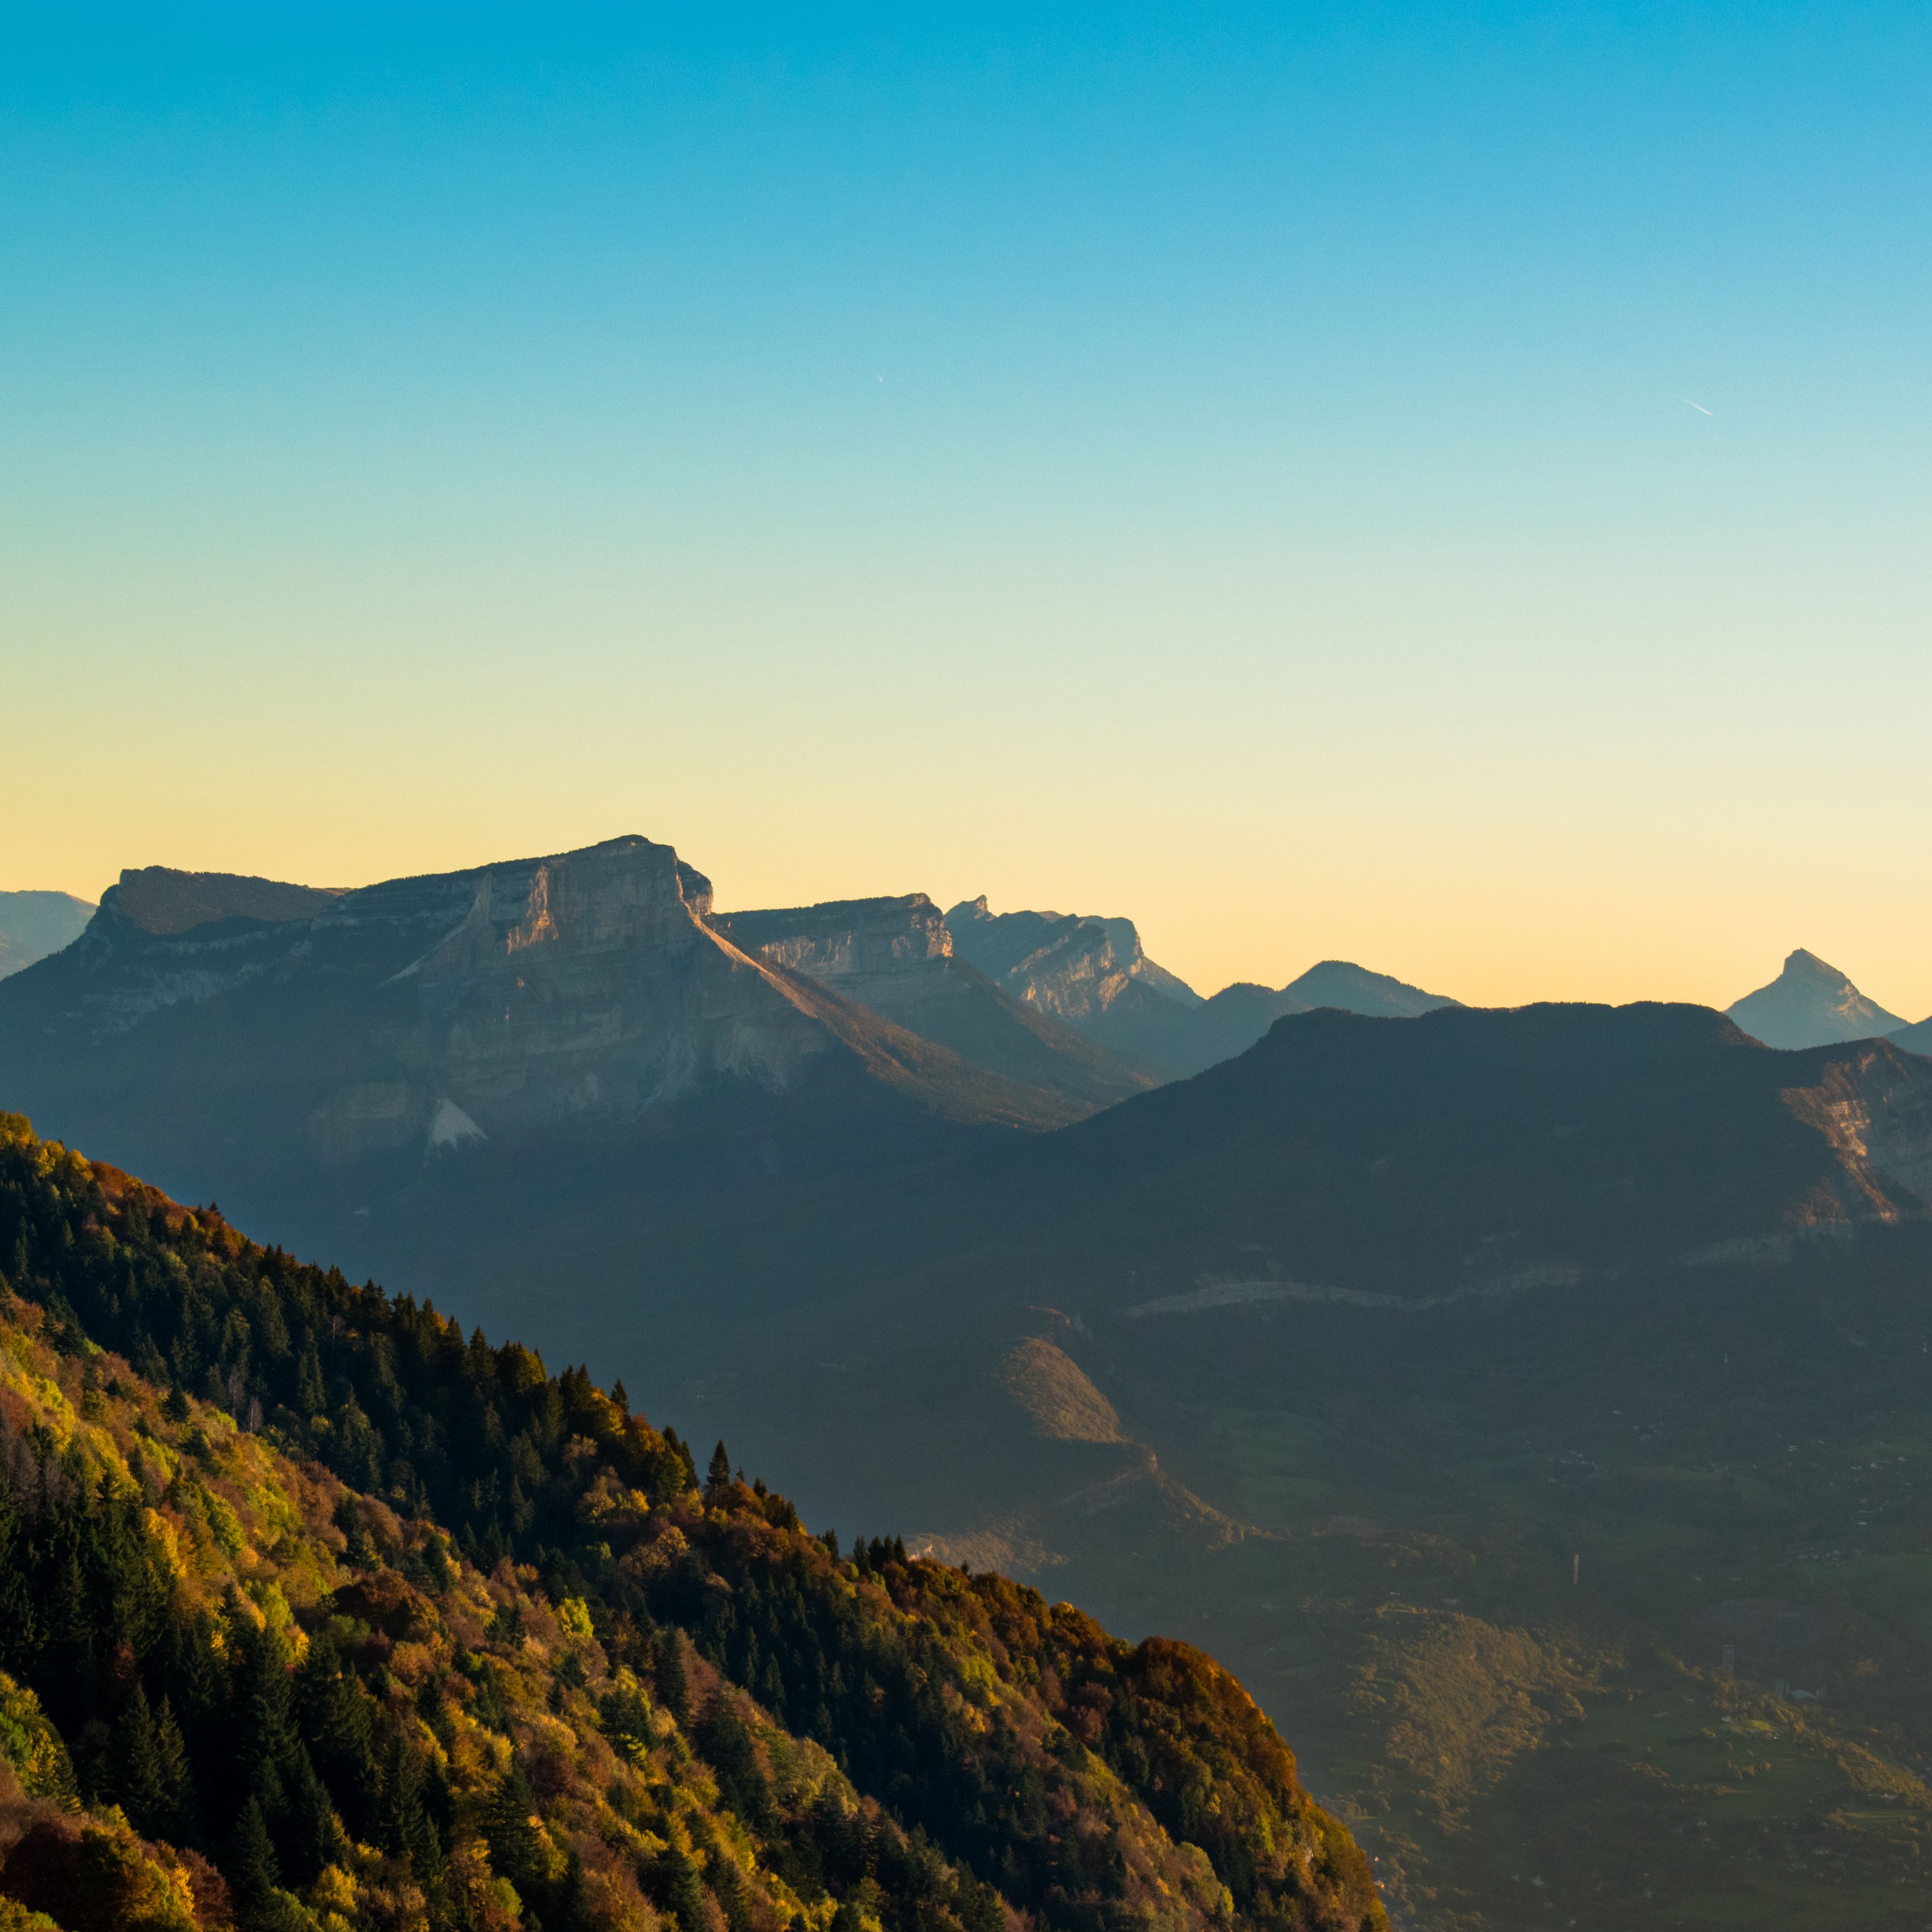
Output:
left=1725, top=948, right=1907, bottom=1050
left=1283, top=959, right=1461, bottom=1019
left=0, top=889, right=96, bottom=980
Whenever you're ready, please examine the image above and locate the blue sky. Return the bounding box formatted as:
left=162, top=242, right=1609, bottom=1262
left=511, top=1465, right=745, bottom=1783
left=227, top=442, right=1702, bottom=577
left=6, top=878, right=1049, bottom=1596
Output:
left=5, top=5, right=1929, bottom=1008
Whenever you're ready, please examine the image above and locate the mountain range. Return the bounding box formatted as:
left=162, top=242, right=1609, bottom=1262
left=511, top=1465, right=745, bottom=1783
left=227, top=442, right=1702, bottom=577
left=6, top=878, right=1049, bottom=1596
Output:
left=10, top=831, right=1932, bottom=1928
left=943, top=898, right=1458, bottom=1078
left=0, top=839, right=1460, bottom=1262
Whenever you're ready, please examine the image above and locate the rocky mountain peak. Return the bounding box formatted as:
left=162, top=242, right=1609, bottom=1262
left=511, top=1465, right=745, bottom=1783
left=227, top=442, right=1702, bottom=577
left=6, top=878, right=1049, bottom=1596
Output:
left=1725, top=948, right=1907, bottom=1050
left=943, top=899, right=1199, bottom=1021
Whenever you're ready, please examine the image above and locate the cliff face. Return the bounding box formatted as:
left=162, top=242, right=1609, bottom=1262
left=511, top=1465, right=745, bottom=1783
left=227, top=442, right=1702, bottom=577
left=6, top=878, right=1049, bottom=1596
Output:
left=943, top=897, right=1206, bottom=1073
left=312, top=836, right=859, bottom=1155
left=714, top=896, right=1154, bottom=1109
left=945, top=897, right=1200, bottom=1020
left=717, top=892, right=952, bottom=980
left=945, top=901, right=1462, bottom=1078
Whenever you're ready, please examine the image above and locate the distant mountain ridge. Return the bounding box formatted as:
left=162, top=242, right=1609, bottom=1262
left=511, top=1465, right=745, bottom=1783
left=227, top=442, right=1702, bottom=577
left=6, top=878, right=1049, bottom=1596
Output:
left=712, top=894, right=1154, bottom=1108
left=1725, top=946, right=1910, bottom=1049
left=944, top=895, right=1457, bottom=1077
left=0, top=889, right=94, bottom=979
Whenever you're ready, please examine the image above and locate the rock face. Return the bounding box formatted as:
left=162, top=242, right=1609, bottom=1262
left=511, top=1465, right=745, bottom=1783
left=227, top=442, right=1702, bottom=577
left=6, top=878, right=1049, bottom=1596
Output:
left=0, top=836, right=1082, bottom=1244
left=715, top=895, right=1154, bottom=1109
left=1725, top=948, right=1908, bottom=1049
left=944, top=897, right=1203, bottom=1070
left=0, top=890, right=94, bottom=979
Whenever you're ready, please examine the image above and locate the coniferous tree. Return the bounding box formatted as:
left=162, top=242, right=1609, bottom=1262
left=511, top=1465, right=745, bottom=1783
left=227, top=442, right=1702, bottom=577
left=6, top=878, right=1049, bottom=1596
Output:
left=114, top=1681, right=169, bottom=1838
left=153, top=1693, right=200, bottom=1847
left=283, top=1746, right=348, bottom=1888
left=655, top=1628, right=691, bottom=1728
left=227, top=1795, right=282, bottom=1920
left=711, top=1850, right=753, bottom=1932
left=484, top=1759, right=550, bottom=1911
left=657, top=1840, right=708, bottom=1932
left=707, top=1440, right=733, bottom=1496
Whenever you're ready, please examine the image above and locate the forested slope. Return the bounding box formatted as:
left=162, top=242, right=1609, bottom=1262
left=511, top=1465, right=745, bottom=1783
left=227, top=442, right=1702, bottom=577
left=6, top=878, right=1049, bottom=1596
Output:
left=0, top=1113, right=1382, bottom=1932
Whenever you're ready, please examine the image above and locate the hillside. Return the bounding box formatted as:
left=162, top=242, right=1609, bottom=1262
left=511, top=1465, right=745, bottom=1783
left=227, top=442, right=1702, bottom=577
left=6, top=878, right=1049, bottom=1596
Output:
left=0, top=1111, right=1382, bottom=1932
left=0, top=893, right=93, bottom=982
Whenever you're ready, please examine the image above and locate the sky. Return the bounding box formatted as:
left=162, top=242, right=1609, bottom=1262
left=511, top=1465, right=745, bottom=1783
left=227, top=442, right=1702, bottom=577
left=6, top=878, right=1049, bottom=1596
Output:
left=3, top=3, right=1929, bottom=1014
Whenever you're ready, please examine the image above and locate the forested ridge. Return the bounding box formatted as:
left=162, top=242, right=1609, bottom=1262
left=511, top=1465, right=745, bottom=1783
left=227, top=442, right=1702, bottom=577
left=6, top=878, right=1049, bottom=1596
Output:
left=0, top=1114, right=1382, bottom=1932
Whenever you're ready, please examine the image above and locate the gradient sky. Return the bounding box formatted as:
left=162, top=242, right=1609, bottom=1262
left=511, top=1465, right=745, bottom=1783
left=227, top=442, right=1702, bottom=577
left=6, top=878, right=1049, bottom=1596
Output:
left=5, top=4, right=1929, bottom=1014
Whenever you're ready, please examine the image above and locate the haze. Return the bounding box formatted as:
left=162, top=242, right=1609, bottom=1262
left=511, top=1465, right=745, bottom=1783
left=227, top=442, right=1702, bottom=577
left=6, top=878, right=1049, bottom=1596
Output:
left=4, top=5, right=1928, bottom=1013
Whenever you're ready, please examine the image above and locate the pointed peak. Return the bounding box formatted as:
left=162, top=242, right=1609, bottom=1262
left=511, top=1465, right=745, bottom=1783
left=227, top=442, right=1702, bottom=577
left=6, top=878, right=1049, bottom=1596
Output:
left=1781, top=947, right=1841, bottom=978
left=1727, top=949, right=1905, bottom=1048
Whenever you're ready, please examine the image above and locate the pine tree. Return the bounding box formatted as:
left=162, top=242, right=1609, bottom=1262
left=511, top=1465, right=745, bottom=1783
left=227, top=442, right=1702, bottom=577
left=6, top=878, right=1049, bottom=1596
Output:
left=115, top=1681, right=168, bottom=1838
left=711, top=1851, right=753, bottom=1932
left=296, top=1641, right=378, bottom=1840
left=610, top=1379, right=629, bottom=1415
left=153, top=1694, right=200, bottom=1846
left=655, top=1629, right=691, bottom=1729
left=707, top=1440, right=733, bottom=1496
left=282, top=1746, right=347, bottom=1888
left=657, top=1840, right=708, bottom=1932
left=227, top=1795, right=281, bottom=1911
left=294, top=1337, right=326, bottom=1417
left=484, top=1760, right=550, bottom=1908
